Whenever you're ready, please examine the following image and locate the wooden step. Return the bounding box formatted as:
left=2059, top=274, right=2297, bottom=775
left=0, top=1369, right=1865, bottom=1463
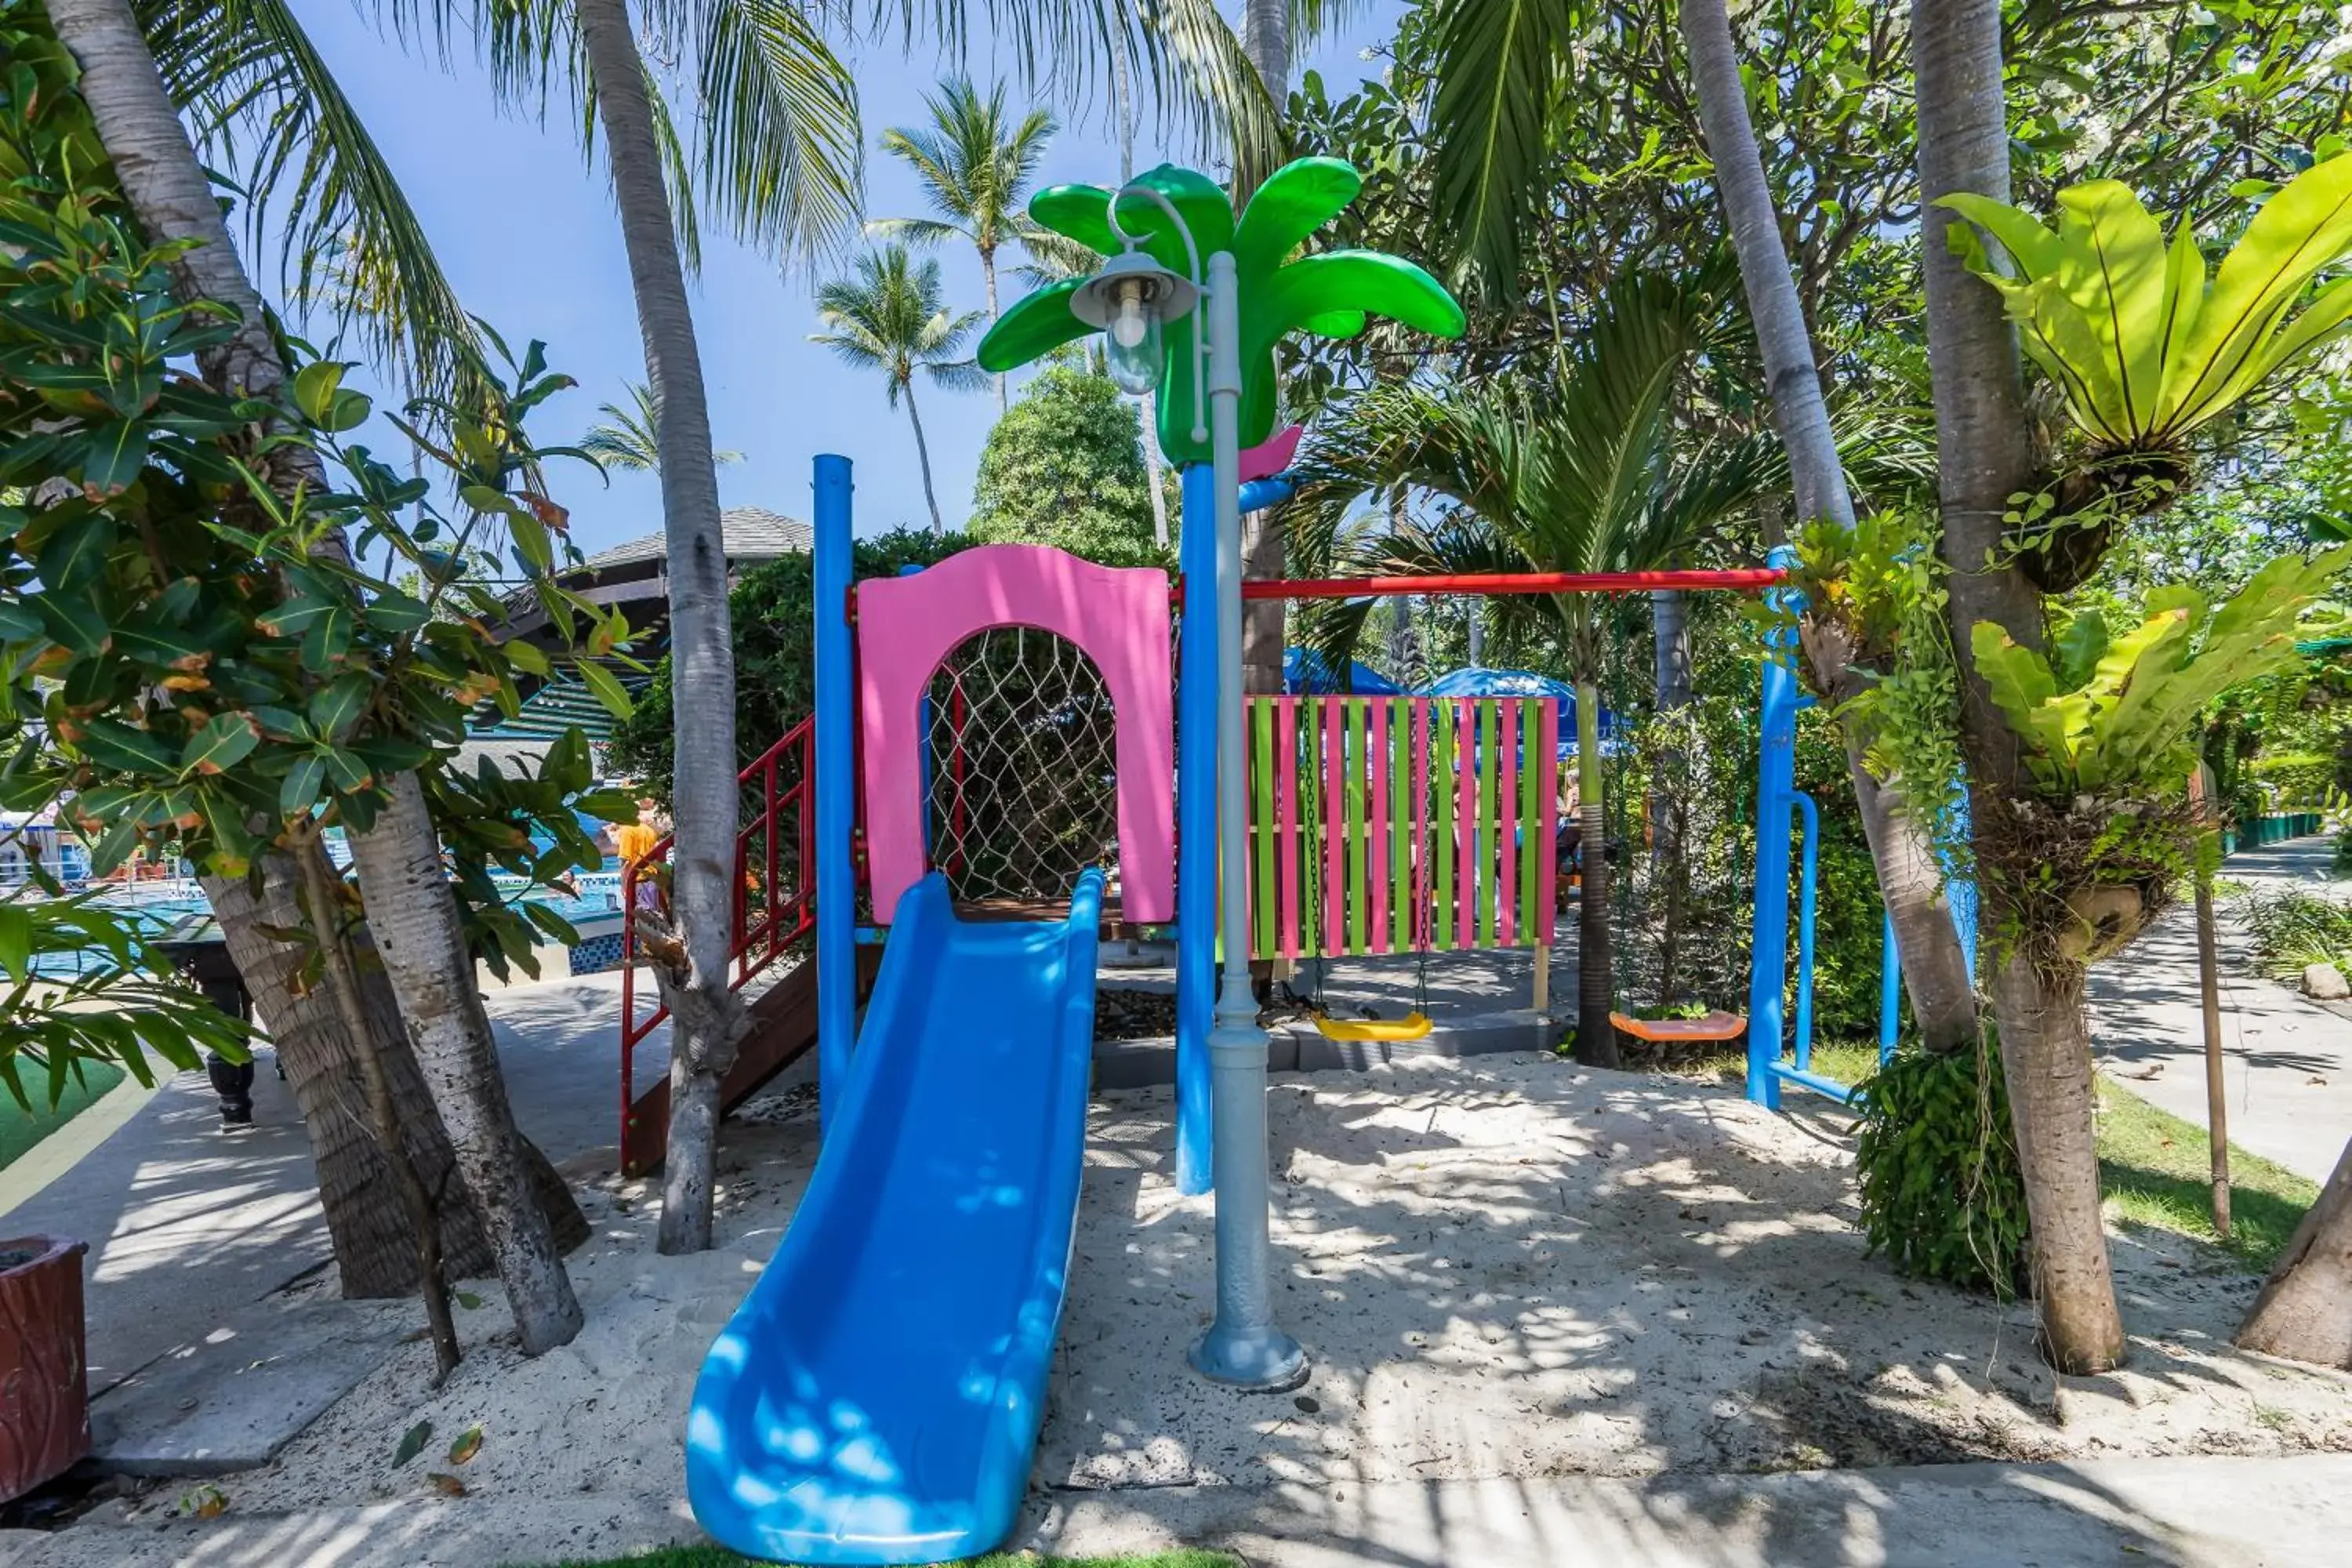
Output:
left=624, top=946, right=882, bottom=1177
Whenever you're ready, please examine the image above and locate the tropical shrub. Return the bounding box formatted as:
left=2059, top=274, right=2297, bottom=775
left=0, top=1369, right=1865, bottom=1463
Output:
left=1968, top=548, right=2352, bottom=963
left=967, top=361, right=1167, bottom=568
left=1942, top=163, right=2352, bottom=588
left=2237, top=886, right=2352, bottom=981
left=1854, top=1044, right=2031, bottom=1299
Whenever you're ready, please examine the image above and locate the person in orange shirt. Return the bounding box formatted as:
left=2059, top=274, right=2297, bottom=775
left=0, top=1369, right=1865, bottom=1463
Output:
left=615, top=797, right=666, bottom=910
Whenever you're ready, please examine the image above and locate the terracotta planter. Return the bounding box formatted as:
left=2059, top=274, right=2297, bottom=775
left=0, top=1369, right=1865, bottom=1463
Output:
left=0, top=1236, right=91, bottom=1503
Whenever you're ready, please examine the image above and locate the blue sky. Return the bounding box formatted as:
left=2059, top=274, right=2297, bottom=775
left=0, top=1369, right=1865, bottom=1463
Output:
left=283, top=2, right=1406, bottom=560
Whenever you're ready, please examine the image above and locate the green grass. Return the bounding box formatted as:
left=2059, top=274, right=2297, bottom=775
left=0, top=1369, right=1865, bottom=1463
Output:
left=0, top=1060, right=126, bottom=1173
left=521, top=1552, right=1236, bottom=1568
left=1665, top=1040, right=2320, bottom=1272
left=2094, top=1076, right=2320, bottom=1272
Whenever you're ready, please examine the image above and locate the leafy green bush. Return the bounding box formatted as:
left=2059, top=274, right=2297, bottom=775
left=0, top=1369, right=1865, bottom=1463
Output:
left=2335, top=828, right=2352, bottom=877
left=1853, top=1046, right=2031, bottom=1298
left=2236, top=886, right=2352, bottom=979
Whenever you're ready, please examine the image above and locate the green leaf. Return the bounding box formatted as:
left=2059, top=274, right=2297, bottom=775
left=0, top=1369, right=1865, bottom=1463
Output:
left=292, top=361, right=345, bottom=425
left=365, top=588, right=432, bottom=635
left=307, top=675, right=373, bottom=743
left=72, top=717, right=177, bottom=775
left=393, top=1419, right=432, bottom=1468
left=35, top=514, right=116, bottom=595
left=502, top=638, right=550, bottom=677
left=0, top=904, right=31, bottom=982
left=179, top=713, right=261, bottom=778
left=34, top=590, right=111, bottom=659
left=278, top=753, right=328, bottom=817
left=575, top=661, right=631, bottom=720
left=79, top=420, right=149, bottom=497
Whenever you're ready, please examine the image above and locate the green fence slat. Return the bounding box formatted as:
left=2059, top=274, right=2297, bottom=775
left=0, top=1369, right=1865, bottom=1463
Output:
left=1519, top=699, right=1541, bottom=941
left=1432, top=700, right=1455, bottom=951
left=1252, top=699, right=1276, bottom=960
left=1346, top=700, right=1368, bottom=953
left=1477, top=700, right=1498, bottom=949
left=1299, top=702, right=1321, bottom=957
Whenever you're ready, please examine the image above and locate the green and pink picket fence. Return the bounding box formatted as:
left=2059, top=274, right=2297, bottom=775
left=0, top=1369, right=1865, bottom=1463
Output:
left=1243, top=695, right=1561, bottom=962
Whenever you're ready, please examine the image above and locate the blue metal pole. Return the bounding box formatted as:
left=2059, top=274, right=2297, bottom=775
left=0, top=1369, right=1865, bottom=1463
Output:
left=1878, top=905, right=1901, bottom=1064
left=1744, top=544, right=1801, bottom=1109
left=1792, top=791, right=1820, bottom=1073
left=813, top=456, right=855, bottom=1137
left=1174, top=460, right=1218, bottom=1196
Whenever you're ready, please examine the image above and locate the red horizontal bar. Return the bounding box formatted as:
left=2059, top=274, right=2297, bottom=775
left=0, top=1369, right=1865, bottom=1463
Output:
left=1240, top=568, right=1784, bottom=601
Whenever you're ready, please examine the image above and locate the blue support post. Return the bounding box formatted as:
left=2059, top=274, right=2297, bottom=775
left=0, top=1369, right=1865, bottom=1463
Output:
left=1174, top=461, right=1218, bottom=1195
left=1791, top=790, right=1820, bottom=1073
left=1878, top=906, right=1901, bottom=1064
left=1744, top=545, right=1802, bottom=1109
left=813, top=456, right=856, bottom=1136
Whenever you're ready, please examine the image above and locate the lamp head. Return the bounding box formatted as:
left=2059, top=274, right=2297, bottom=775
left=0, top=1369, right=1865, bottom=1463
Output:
left=1071, top=249, right=1196, bottom=396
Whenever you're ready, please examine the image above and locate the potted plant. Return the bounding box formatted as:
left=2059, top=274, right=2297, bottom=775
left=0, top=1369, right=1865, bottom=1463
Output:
left=0, top=1236, right=91, bottom=1503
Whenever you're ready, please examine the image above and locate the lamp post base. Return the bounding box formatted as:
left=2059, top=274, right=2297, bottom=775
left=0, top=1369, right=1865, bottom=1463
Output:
left=1189, top=1321, right=1308, bottom=1391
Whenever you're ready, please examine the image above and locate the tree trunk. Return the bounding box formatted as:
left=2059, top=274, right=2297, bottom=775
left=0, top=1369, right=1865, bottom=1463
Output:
left=344, top=775, right=584, bottom=1353
left=1236, top=0, right=1290, bottom=697
left=296, top=840, right=460, bottom=1381
left=2237, top=1135, right=2352, bottom=1368
left=902, top=377, right=946, bottom=535
left=982, top=245, right=1006, bottom=413
left=204, top=852, right=587, bottom=1296
left=1682, top=0, right=1978, bottom=1051
left=575, top=0, right=749, bottom=1254
left=1650, top=588, right=1691, bottom=711
left=1914, top=0, right=2123, bottom=1372
left=1573, top=677, right=1617, bottom=1069
left=51, top=0, right=587, bottom=1298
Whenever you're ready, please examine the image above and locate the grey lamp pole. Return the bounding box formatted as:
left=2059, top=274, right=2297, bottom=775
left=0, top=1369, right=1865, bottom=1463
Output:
left=1187, top=245, right=1308, bottom=1392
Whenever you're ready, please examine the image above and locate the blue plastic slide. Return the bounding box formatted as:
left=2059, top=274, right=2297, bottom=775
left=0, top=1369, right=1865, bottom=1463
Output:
left=686, top=869, right=1105, bottom=1565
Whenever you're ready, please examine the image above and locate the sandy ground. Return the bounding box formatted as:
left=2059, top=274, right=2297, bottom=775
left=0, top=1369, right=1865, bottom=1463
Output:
left=47, top=1056, right=2352, bottom=1559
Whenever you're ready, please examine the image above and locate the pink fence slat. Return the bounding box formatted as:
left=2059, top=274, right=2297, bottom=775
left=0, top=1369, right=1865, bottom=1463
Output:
left=1369, top=699, right=1390, bottom=952
left=1537, top=699, right=1560, bottom=946
left=1412, top=699, right=1431, bottom=950
left=1455, top=699, right=1475, bottom=949
left=1278, top=697, right=1301, bottom=961
left=1497, top=699, right=1519, bottom=947
left=1323, top=699, right=1345, bottom=956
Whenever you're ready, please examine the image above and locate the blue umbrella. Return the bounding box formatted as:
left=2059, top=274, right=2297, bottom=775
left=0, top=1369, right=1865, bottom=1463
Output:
left=1283, top=646, right=1402, bottom=695
left=1421, top=666, right=1618, bottom=755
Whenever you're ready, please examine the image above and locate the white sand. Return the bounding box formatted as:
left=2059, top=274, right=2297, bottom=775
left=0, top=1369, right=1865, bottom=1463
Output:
left=65, top=1056, right=2352, bottom=1554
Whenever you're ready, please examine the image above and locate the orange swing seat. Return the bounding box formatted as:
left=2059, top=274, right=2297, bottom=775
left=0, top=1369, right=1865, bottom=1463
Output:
left=1608, top=1009, right=1748, bottom=1044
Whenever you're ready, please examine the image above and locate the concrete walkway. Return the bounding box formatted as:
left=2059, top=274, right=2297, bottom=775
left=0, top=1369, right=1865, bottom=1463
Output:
left=2087, top=837, right=2352, bottom=1185
left=0, top=978, right=636, bottom=1397
left=4, top=1454, right=2347, bottom=1566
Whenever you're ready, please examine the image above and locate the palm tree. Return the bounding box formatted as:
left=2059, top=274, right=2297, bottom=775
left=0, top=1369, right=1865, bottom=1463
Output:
left=1292, top=273, right=1780, bottom=1069
left=869, top=78, right=1058, bottom=413
left=811, top=245, right=988, bottom=532
left=1678, top=0, right=1980, bottom=1058
left=581, top=381, right=743, bottom=474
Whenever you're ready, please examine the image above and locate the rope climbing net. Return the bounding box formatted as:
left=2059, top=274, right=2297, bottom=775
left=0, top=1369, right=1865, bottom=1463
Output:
left=923, top=627, right=1121, bottom=909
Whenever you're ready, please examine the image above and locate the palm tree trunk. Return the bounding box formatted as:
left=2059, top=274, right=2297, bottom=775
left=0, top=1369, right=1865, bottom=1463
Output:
left=1914, top=0, right=2123, bottom=1374
left=2237, top=1134, right=2352, bottom=1367
left=1573, top=678, right=1617, bottom=1069
left=903, top=377, right=946, bottom=533
left=344, top=775, right=583, bottom=1354
left=50, top=0, right=586, bottom=1305
left=1681, top=0, right=1979, bottom=1053
left=575, top=0, right=749, bottom=1255
left=1236, top=0, right=1291, bottom=696
left=296, top=838, right=460, bottom=1381
left=982, top=244, right=1006, bottom=414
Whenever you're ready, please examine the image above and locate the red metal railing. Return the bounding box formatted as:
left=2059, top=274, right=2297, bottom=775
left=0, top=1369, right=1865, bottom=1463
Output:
left=619, top=717, right=817, bottom=1168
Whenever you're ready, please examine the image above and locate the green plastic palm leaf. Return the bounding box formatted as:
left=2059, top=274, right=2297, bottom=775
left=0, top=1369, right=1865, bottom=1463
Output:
left=1940, top=158, right=2352, bottom=456
left=979, top=158, right=1464, bottom=466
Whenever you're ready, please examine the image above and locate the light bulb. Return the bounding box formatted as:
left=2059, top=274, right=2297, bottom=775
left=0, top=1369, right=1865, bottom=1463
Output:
left=1111, top=282, right=1152, bottom=350
left=1102, top=278, right=1165, bottom=395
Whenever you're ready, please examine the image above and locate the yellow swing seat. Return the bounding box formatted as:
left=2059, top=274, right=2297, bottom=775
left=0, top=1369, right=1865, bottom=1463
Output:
left=1316, top=1010, right=1435, bottom=1042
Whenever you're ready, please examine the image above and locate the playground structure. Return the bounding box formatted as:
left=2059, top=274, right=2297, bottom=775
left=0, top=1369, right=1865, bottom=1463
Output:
left=631, top=156, right=1968, bottom=1566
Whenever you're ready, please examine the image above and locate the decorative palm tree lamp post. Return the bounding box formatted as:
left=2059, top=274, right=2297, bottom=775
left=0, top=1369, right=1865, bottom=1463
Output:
left=978, top=160, right=1461, bottom=1389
